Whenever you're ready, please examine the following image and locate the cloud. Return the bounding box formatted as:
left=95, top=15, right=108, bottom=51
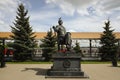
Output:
left=0, top=0, right=18, bottom=13
left=45, top=0, right=120, bottom=17
left=65, top=0, right=97, bottom=16
left=64, top=17, right=104, bottom=32
left=64, top=16, right=120, bottom=32
left=45, top=0, right=98, bottom=16
left=0, top=0, right=120, bottom=32
left=59, top=1, right=75, bottom=16
left=100, top=0, right=120, bottom=11
left=0, top=0, right=20, bottom=31
left=30, top=11, right=59, bottom=21
left=45, top=0, right=75, bottom=16
left=29, top=10, right=60, bottom=31
left=0, top=0, right=31, bottom=32
left=66, top=0, right=94, bottom=7
left=117, top=16, right=120, bottom=20
left=0, top=19, right=11, bottom=31
left=92, top=0, right=120, bottom=16
left=0, top=20, right=4, bottom=25
left=32, top=24, right=49, bottom=32
left=31, top=0, right=120, bottom=32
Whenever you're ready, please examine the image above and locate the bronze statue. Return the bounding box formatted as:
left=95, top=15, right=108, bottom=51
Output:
left=53, top=18, right=72, bottom=51
left=47, top=18, right=87, bottom=78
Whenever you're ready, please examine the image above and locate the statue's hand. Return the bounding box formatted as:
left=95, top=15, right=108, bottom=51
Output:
left=53, top=26, right=58, bottom=32
left=52, top=26, right=55, bottom=29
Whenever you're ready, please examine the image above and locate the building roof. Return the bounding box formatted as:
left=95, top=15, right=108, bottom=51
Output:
left=71, top=32, right=102, bottom=39
left=0, top=32, right=120, bottom=39
left=0, top=32, right=12, bottom=39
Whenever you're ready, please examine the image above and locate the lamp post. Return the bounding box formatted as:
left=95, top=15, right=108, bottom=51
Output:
left=0, top=39, right=6, bottom=68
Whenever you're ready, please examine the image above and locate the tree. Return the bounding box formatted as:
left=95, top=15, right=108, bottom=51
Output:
left=10, top=4, right=37, bottom=61
left=73, top=40, right=83, bottom=56
left=99, top=20, right=118, bottom=67
left=40, top=28, right=56, bottom=61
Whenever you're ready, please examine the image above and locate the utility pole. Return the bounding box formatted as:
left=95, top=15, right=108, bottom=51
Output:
left=0, top=39, right=6, bottom=68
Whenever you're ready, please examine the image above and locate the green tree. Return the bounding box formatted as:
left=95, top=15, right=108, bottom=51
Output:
left=99, top=20, right=118, bottom=67
left=40, top=28, right=56, bottom=61
left=10, top=4, right=37, bottom=61
left=73, top=40, right=83, bottom=56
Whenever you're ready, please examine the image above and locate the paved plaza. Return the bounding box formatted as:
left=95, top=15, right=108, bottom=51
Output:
left=0, top=64, right=120, bottom=80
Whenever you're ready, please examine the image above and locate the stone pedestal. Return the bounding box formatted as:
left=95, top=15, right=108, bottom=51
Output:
left=46, top=51, right=88, bottom=78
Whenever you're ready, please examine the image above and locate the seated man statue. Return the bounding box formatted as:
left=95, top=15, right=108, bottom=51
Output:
left=53, top=18, right=72, bottom=51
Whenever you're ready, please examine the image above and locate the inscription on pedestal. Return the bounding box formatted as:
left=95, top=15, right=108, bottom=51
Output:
left=63, top=59, right=71, bottom=68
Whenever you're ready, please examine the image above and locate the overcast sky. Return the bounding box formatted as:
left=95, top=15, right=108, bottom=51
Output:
left=0, top=0, right=120, bottom=32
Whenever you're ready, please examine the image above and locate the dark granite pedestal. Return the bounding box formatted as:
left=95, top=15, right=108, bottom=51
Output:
left=46, top=51, right=88, bottom=78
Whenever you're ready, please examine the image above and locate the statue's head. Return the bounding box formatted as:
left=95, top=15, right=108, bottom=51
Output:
left=58, top=17, right=63, bottom=25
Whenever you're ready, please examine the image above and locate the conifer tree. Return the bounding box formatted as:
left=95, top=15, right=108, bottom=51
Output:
left=73, top=40, right=83, bottom=56
left=10, top=4, right=37, bottom=61
left=40, top=28, right=56, bottom=61
left=99, top=20, right=118, bottom=66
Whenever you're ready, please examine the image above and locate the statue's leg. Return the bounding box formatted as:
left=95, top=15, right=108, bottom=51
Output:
left=59, top=37, right=64, bottom=50
left=58, top=44, right=60, bottom=51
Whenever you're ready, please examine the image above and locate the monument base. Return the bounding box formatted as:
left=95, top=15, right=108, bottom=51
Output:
left=46, top=70, right=88, bottom=78
left=46, top=51, right=89, bottom=78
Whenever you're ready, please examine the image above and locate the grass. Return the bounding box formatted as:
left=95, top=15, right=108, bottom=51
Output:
left=6, top=61, right=120, bottom=64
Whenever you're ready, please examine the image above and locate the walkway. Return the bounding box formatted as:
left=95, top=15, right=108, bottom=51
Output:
left=0, top=64, right=120, bottom=80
